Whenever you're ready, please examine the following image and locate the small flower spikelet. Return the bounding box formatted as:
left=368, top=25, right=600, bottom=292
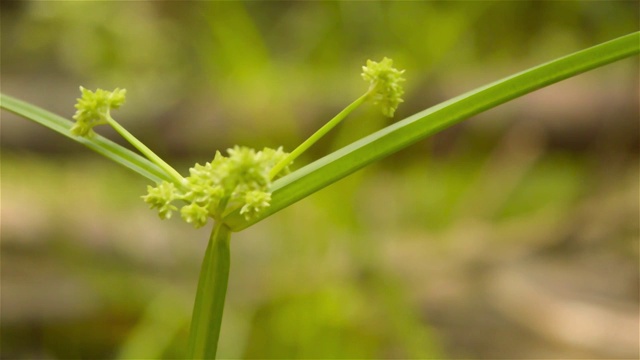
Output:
left=361, top=57, right=405, bottom=117
left=72, top=86, right=127, bottom=137
left=143, top=146, right=290, bottom=228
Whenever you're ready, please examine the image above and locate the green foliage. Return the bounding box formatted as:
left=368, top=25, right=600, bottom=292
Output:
left=71, top=87, right=127, bottom=137
left=70, top=86, right=186, bottom=185
left=144, top=146, right=290, bottom=228
left=224, top=31, right=640, bottom=231
left=0, top=94, right=172, bottom=183
left=361, top=57, right=405, bottom=117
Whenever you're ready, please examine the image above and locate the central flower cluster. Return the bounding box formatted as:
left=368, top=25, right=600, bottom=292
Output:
left=143, top=146, right=290, bottom=228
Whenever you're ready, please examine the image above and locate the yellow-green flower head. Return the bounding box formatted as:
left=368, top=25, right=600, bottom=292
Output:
left=143, top=146, right=290, bottom=228
left=180, top=203, right=209, bottom=228
left=361, top=57, right=405, bottom=117
left=240, top=190, right=272, bottom=218
left=143, top=181, right=178, bottom=219
left=71, top=86, right=127, bottom=137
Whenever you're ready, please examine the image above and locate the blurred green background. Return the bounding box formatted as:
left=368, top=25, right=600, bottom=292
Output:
left=1, top=2, right=638, bottom=359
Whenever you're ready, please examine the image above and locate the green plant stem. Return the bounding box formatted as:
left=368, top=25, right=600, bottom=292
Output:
left=187, top=222, right=232, bottom=359
left=102, top=112, right=185, bottom=185
left=268, top=91, right=371, bottom=179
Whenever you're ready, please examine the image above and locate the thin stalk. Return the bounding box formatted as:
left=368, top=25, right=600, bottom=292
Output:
left=187, top=222, right=232, bottom=359
left=103, top=111, right=185, bottom=185
left=269, top=91, right=371, bottom=179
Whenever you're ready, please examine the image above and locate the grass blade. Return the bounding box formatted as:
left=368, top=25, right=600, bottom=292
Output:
left=1, top=93, right=173, bottom=184
left=224, top=31, right=640, bottom=231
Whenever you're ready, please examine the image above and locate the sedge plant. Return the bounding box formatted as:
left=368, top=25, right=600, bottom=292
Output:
left=2, top=32, right=638, bottom=359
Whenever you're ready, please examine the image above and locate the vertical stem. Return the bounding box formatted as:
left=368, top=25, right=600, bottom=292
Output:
left=187, top=222, right=232, bottom=359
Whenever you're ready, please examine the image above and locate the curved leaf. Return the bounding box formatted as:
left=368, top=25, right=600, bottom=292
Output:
left=224, top=32, right=640, bottom=231
left=1, top=93, right=172, bottom=183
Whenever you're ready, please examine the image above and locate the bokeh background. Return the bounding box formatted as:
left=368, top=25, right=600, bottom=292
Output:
left=2, top=2, right=638, bottom=359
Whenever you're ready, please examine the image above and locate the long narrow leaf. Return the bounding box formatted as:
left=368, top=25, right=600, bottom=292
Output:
left=1, top=93, right=173, bottom=184
left=224, top=32, right=640, bottom=231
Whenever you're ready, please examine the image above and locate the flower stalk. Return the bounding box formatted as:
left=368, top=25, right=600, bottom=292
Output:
left=71, top=86, right=185, bottom=185
left=268, top=91, right=371, bottom=180
left=102, top=110, right=185, bottom=185
left=269, top=57, right=405, bottom=179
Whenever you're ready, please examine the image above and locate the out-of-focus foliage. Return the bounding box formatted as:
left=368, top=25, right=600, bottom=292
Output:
left=1, top=1, right=638, bottom=359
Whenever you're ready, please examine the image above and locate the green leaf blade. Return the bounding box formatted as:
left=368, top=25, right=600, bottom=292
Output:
left=225, top=31, right=639, bottom=231
left=1, top=93, right=173, bottom=184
